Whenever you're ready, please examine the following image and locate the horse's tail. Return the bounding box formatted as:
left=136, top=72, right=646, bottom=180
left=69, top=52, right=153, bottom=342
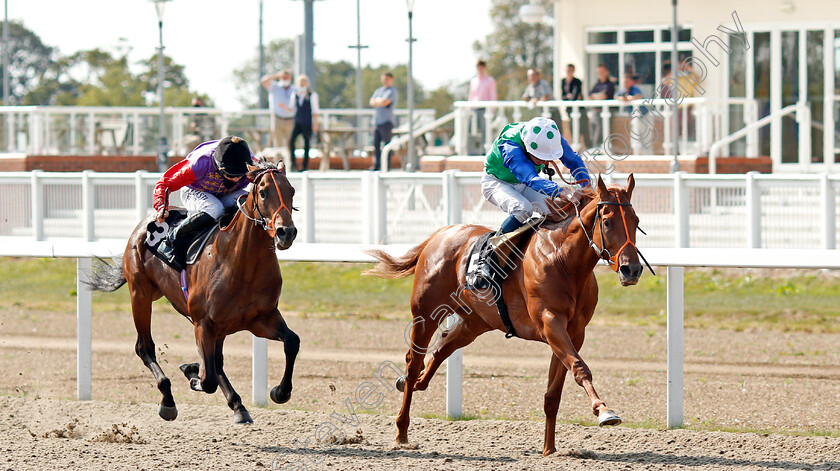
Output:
left=363, top=230, right=441, bottom=279
left=85, top=257, right=127, bottom=292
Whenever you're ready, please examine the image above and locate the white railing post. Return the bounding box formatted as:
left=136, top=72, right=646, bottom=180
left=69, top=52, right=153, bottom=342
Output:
left=570, top=105, right=581, bottom=152
left=600, top=105, right=610, bottom=142
left=301, top=172, right=315, bottom=243
left=455, top=108, right=469, bottom=156
left=666, top=265, right=684, bottom=429
left=662, top=107, right=674, bottom=157
left=77, top=257, right=92, bottom=401
left=374, top=173, right=387, bottom=244
left=673, top=172, right=689, bottom=248
left=443, top=170, right=461, bottom=225
left=821, top=173, right=835, bottom=250
left=445, top=314, right=463, bottom=419
left=746, top=172, right=762, bottom=248
left=361, top=172, right=373, bottom=244
left=252, top=336, right=268, bottom=406
left=134, top=170, right=149, bottom=222
left=30, top=170, right=44, bottom=240
left=82, top=170, right=95, bottom=241
left=87, top=112, right=96, bottom=155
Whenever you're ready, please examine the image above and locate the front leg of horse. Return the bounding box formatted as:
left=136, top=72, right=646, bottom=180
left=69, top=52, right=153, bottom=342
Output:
left=215, top=338, right=252, bottom=424
left=543, top=319, right=620, bottom=427
left=249, top=309, right=300, bottom=404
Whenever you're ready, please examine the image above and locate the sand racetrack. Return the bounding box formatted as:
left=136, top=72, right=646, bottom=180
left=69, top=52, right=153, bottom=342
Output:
left=2, top=306, right=840, bottom=470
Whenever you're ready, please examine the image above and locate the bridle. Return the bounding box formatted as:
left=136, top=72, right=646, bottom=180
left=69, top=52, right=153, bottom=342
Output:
left=236, top=169, right=294, bottom=238
left=574, top=195, right=655, bottom=275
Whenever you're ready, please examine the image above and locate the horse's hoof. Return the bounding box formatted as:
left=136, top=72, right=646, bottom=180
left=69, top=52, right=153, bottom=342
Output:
left=598, top=410, right=621, bottom=426
left=179, top=363, right=199, bottom=379
left=395, top=376, right=406, bottom=393
left=270, top=385, right=291, bottom=404
left=233, top=410, right=253, bottom=425
left=158, top=404, right=178, bottom=421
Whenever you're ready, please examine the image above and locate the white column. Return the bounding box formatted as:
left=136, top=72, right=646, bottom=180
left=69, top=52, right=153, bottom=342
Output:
left=135, top=170, right=149, bottom=222
left=252, top=336, right=268, bottom=406
left=770, top=29, right=782, bottom=168
left=666, top=265, right=684, bottom=429
left=76, top=257, right=92, bottom=401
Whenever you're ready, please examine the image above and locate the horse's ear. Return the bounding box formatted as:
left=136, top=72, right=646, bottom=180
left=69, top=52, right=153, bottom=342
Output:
left=276, top=162, right=287, bottom=175
left=596, top=174, right=609, bottom=196
left=626, top=173, right=635, bottom=199
left=246, top=164, right=259, bottom=182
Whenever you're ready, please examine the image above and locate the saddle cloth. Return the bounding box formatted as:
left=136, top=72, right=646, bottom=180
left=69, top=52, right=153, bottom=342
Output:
left=145, top=209, right=219, bottom=271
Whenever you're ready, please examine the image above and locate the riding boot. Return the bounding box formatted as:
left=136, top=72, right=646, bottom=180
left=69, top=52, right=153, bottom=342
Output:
left=474, top=215, right=525, bottom=286
left=161, top=212, right=216, bottom=269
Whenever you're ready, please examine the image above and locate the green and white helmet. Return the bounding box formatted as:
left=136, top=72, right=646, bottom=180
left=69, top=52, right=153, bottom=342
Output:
left=520, top=117, right=564, bottom=161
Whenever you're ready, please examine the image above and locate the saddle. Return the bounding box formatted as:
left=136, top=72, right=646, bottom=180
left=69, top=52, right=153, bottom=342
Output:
left=145, top=209, right=219, bottom=271
left=464, top=215, right=544, bottom=338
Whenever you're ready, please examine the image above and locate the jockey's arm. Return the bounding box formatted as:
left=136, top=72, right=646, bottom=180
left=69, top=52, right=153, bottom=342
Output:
left=557, top=137, right=591, bottom=188
left=499, top=141, right=560, bottom=198
left=152, top=159, right=197, bottom=217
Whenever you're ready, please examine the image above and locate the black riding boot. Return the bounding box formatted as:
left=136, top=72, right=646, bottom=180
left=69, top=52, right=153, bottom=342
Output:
left=160, top=212, right=216, bottom=269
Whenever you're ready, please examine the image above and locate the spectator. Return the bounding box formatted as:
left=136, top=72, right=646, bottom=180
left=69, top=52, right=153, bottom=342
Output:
left=616, top=74, right=643, bottom=113
left=560, top=64, right=583, bottom=102
left=560, top=63, right=583, bottom=143
left=184, top=97, right=216, bottom=153
left=368, top=72, right=398, bottom=171
left=468, top=60, right=498, bottom=147
left=660, top=62, right=674, bottom=99
left=587, top=64, right=616, bottom=146
left=289, top=75, right=320, bottom=172
left=522, top=68, right=552, bottom=103
left=260, top=70, right=296, bottom=162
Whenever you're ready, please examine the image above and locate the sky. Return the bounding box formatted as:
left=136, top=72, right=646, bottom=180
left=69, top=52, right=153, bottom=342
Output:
left=9, top=0, right=494, bottom=110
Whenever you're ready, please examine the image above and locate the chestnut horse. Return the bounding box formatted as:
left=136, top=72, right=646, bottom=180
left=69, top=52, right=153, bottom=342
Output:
left=366, top=174, right=644, bottom=456
left=88, top=162, right=299, bottom=424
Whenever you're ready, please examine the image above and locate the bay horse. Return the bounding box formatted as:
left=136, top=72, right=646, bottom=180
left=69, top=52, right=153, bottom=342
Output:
left=87, top=161, right=299, bottom=424
left=366, top=174, right=644, bottom=456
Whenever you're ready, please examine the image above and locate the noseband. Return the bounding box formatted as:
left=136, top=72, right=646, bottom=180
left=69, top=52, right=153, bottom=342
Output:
left=237, top=169, right=294, bottom=238
left=574, top=198, right=655, bottom=275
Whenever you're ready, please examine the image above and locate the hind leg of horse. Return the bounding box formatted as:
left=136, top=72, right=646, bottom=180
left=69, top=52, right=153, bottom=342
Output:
left=396, top=314, right=438, bottom=445
left=542, top=315, right=617, bottom=424
left=130, top=287, right=177, bottom=421
left=248, top=309, right=300, bottom=404
left=214, top=338, right=252, bottom=424
left=194, top=322, right=218, bottom=394
left=413, top=318, right=487, bottom=391
left=542, top=353, right=568, bottom=456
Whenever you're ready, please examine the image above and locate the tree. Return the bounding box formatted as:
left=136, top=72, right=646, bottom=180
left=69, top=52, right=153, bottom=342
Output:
left=472, top=0, right=554, bottom=100
left=137, top=53, right=190, bottom=96
left=418, top=81, right=466, bottom=118
left=0, top=20, right=56, bottom=104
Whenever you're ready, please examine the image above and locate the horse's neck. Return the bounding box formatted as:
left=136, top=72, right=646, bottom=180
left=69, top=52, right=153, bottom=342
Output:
left=215, top=209, right=276, bottom=274
left=545, top=200, right=603, bottom=279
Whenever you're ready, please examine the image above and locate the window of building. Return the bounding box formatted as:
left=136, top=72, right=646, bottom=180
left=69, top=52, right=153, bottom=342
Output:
left=585, top=24, right=692, bottom=99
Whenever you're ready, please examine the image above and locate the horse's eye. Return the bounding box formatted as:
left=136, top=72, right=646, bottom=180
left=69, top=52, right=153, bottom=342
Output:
left=603, top=220, right=611, bottom=229
left=259, top=189, right=267, bottom=198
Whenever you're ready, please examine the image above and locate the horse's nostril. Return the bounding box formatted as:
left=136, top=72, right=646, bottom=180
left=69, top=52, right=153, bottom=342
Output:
left=275, top=227, right=286, bottom=238
left=288, top=227, right=298, bottom=240
left=619, top=265, right=632, bottom=277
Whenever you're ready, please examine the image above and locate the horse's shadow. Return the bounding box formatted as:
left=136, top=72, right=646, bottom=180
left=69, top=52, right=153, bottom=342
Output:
left=580, top=450, right=839, bottom=470
left=258, top=444, right=520, bottom=466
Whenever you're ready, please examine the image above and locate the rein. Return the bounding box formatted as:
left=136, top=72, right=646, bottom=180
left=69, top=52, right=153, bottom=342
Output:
left=574, top=197, right=655, bottom=275
left=235, top=169, right=293, bottom=238
left=549, top=160, right=589, bottom=187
